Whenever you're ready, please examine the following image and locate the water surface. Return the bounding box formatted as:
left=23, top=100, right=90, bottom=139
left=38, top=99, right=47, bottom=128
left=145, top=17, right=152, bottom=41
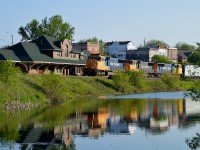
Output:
left=0, top=92, right=200, bottom=150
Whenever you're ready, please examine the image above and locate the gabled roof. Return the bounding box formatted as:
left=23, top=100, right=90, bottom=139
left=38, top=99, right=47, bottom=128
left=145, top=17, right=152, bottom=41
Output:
left=32, top=35, right=61, bottom=51
left=119, top=41, right=131, bottom=45
left=105, top=41, right=132, bottom=46
left=104, top=42, right=114, bottom=46
left=178, top=50, right=192, bottom=59
left=0, top=53, right=6, bottom=60
left=0, top=49, right=21, bottom=61
left=0, top=36, right=90, bottom=65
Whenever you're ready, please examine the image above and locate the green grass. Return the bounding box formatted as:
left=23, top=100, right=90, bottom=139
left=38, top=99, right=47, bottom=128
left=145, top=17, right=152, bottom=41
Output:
left=0, top=73, right=195, bottom=104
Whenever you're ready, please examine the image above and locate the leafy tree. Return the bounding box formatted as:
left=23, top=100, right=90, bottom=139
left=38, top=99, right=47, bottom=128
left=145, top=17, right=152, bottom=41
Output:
left=195, top=42, right=200, bottom=52
left=0, top=60, right=22, bottom=102
left=188, top=51, right=200, bottom=65
left=196, top=42, right=200, bottom=47
left=0, top=45, right=9, bottom=49
left=175, top=42, right=195, bottom=51
left=18, top=15, right=75, bottom=41
left=79, top=37, right=108, bottom=55
left=151, top=55, right=173, bottom=63
left=185, top=80, right=200, bottom=102
left=196, top=47, right=200, bottom=52
left=0, top=60, right=20, bottom=84
left=79, top=37, right=98, bottom=43
left=186, top=133, right=200, bottom=149
left=141, top=40, right=169, bottom=48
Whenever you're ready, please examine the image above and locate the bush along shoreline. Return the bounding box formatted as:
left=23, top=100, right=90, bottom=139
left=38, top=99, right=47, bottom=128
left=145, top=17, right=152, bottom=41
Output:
left=0, top=61, right=194, bottom=110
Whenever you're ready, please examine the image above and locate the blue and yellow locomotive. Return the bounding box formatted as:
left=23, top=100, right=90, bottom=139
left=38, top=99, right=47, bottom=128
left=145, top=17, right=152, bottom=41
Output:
left=84, top=54, right=182, bottom=77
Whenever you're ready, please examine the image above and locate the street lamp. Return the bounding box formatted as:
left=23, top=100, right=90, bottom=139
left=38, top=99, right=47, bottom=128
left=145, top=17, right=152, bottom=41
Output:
left=6, top=32, right=13, bottom=46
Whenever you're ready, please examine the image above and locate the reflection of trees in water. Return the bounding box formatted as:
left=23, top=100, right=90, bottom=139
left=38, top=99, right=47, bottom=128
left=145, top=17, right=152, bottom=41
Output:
left=19, top=142, right=76, bottom=150
left=185, top=80, right=200, bottom=149
left=185, top=116, right=200, bottom=149
left=0, top=99, right=106, bottom=149
left=186, top=133, right=200, bottom=149
left=185, top=80, right=200, bottom=102
left=1, top=96, right=200, bottom=149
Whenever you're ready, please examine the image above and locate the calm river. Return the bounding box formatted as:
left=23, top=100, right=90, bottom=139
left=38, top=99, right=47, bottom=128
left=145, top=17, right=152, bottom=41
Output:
left=0, top=91, right=200, bottom=150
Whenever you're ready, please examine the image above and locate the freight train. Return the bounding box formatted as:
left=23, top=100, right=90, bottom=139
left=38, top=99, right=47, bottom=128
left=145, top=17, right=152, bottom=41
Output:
left=84, top=54, right=138, bottom=76
left=83, top=54, right=200, bottom=78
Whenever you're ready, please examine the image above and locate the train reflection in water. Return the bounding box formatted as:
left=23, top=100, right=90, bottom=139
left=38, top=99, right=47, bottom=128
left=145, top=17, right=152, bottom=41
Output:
left=16, top=98, right=200, bottom=149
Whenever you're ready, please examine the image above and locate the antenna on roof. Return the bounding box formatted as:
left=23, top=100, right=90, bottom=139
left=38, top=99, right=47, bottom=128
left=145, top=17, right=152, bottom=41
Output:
left=144, top=37, right=146, bottom=46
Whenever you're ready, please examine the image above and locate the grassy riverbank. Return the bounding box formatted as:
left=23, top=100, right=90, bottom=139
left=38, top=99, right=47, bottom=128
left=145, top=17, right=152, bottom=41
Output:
left=0, top=72, right=195, bottom=104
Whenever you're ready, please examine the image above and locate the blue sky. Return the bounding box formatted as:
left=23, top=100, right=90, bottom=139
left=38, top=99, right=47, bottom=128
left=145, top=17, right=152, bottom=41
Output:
left=0, top=0, right=200, bottom=47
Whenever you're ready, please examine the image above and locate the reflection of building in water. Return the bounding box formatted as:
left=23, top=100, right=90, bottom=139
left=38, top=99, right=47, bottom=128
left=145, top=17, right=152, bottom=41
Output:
left=138, top=99, right=182, bottom=133
left=86, top=107, right=137, bottom=135
left=17, top=124, right=57, bottom=150
left=150, top=100, right=169, bottom=129
left=130, top=107, right=138, bottom=122
left=17, top=115, right=89, bottom=149
left=15, top=98, right=200, bottom=149
left=98, top=107, right=109, bottom=128
left=184, top=98, right=200, bottom=115
left=128, top=123, right=136, bottom=134
left=106, top=115, right=129, bottom=134
left=178, top=98, right=200, bottom=128
left=87, top=112, right=103, bottom=137
left=77, top=99, right=198, bottom=136
left=150, top=117, right=168, bottom=128
left=106, top=111, right=137, bottom=134
left=137, top=98, right=200, bottom=134
left=54, top=115, right=88, bottom=146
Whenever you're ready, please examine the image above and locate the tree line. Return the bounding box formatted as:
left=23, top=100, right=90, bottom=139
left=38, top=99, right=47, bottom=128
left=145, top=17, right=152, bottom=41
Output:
left=16, top=15, right=200, bottom=65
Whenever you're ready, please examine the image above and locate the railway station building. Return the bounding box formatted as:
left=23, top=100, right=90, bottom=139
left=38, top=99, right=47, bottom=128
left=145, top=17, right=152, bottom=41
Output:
left=0, top=35, right=90, bottom=75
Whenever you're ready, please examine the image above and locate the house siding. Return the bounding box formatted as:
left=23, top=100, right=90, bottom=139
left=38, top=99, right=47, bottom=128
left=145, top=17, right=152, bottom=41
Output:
left=72, top=42, right=100, bottom=54
left=105, top=41, right=136, bottom=59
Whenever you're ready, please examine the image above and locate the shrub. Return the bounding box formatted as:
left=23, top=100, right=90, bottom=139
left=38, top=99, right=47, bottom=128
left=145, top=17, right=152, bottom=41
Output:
left=0, top=61, right=22, bottom=102
left=185, top=80, right=200, bottom=101
left=151, top=79, right=168, bottom=91
left=42, top=74, right=68, bottom=103
left=112, top=71, right=132, bottom=93
left=160, top=74, right=180, bottom=90
left=129, top=71, right=146, bottom=90
left=0, top=60, right=20, bottom=84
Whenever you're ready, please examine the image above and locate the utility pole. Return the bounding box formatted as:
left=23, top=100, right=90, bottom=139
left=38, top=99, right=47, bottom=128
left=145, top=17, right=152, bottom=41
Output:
left=6, top=32, right=13, bottom=46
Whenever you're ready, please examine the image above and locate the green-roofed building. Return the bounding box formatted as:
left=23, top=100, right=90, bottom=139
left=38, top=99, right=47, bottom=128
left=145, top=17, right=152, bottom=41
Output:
left=0, top=35, right=91, bottom=75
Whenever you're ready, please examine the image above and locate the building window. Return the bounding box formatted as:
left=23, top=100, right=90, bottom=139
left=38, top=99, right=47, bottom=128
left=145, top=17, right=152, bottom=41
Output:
left=57, top=51, right=62, bottom=57
left=71, top=53, right=76, bottom=58
left=65, top=49, right=68, bottom=57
